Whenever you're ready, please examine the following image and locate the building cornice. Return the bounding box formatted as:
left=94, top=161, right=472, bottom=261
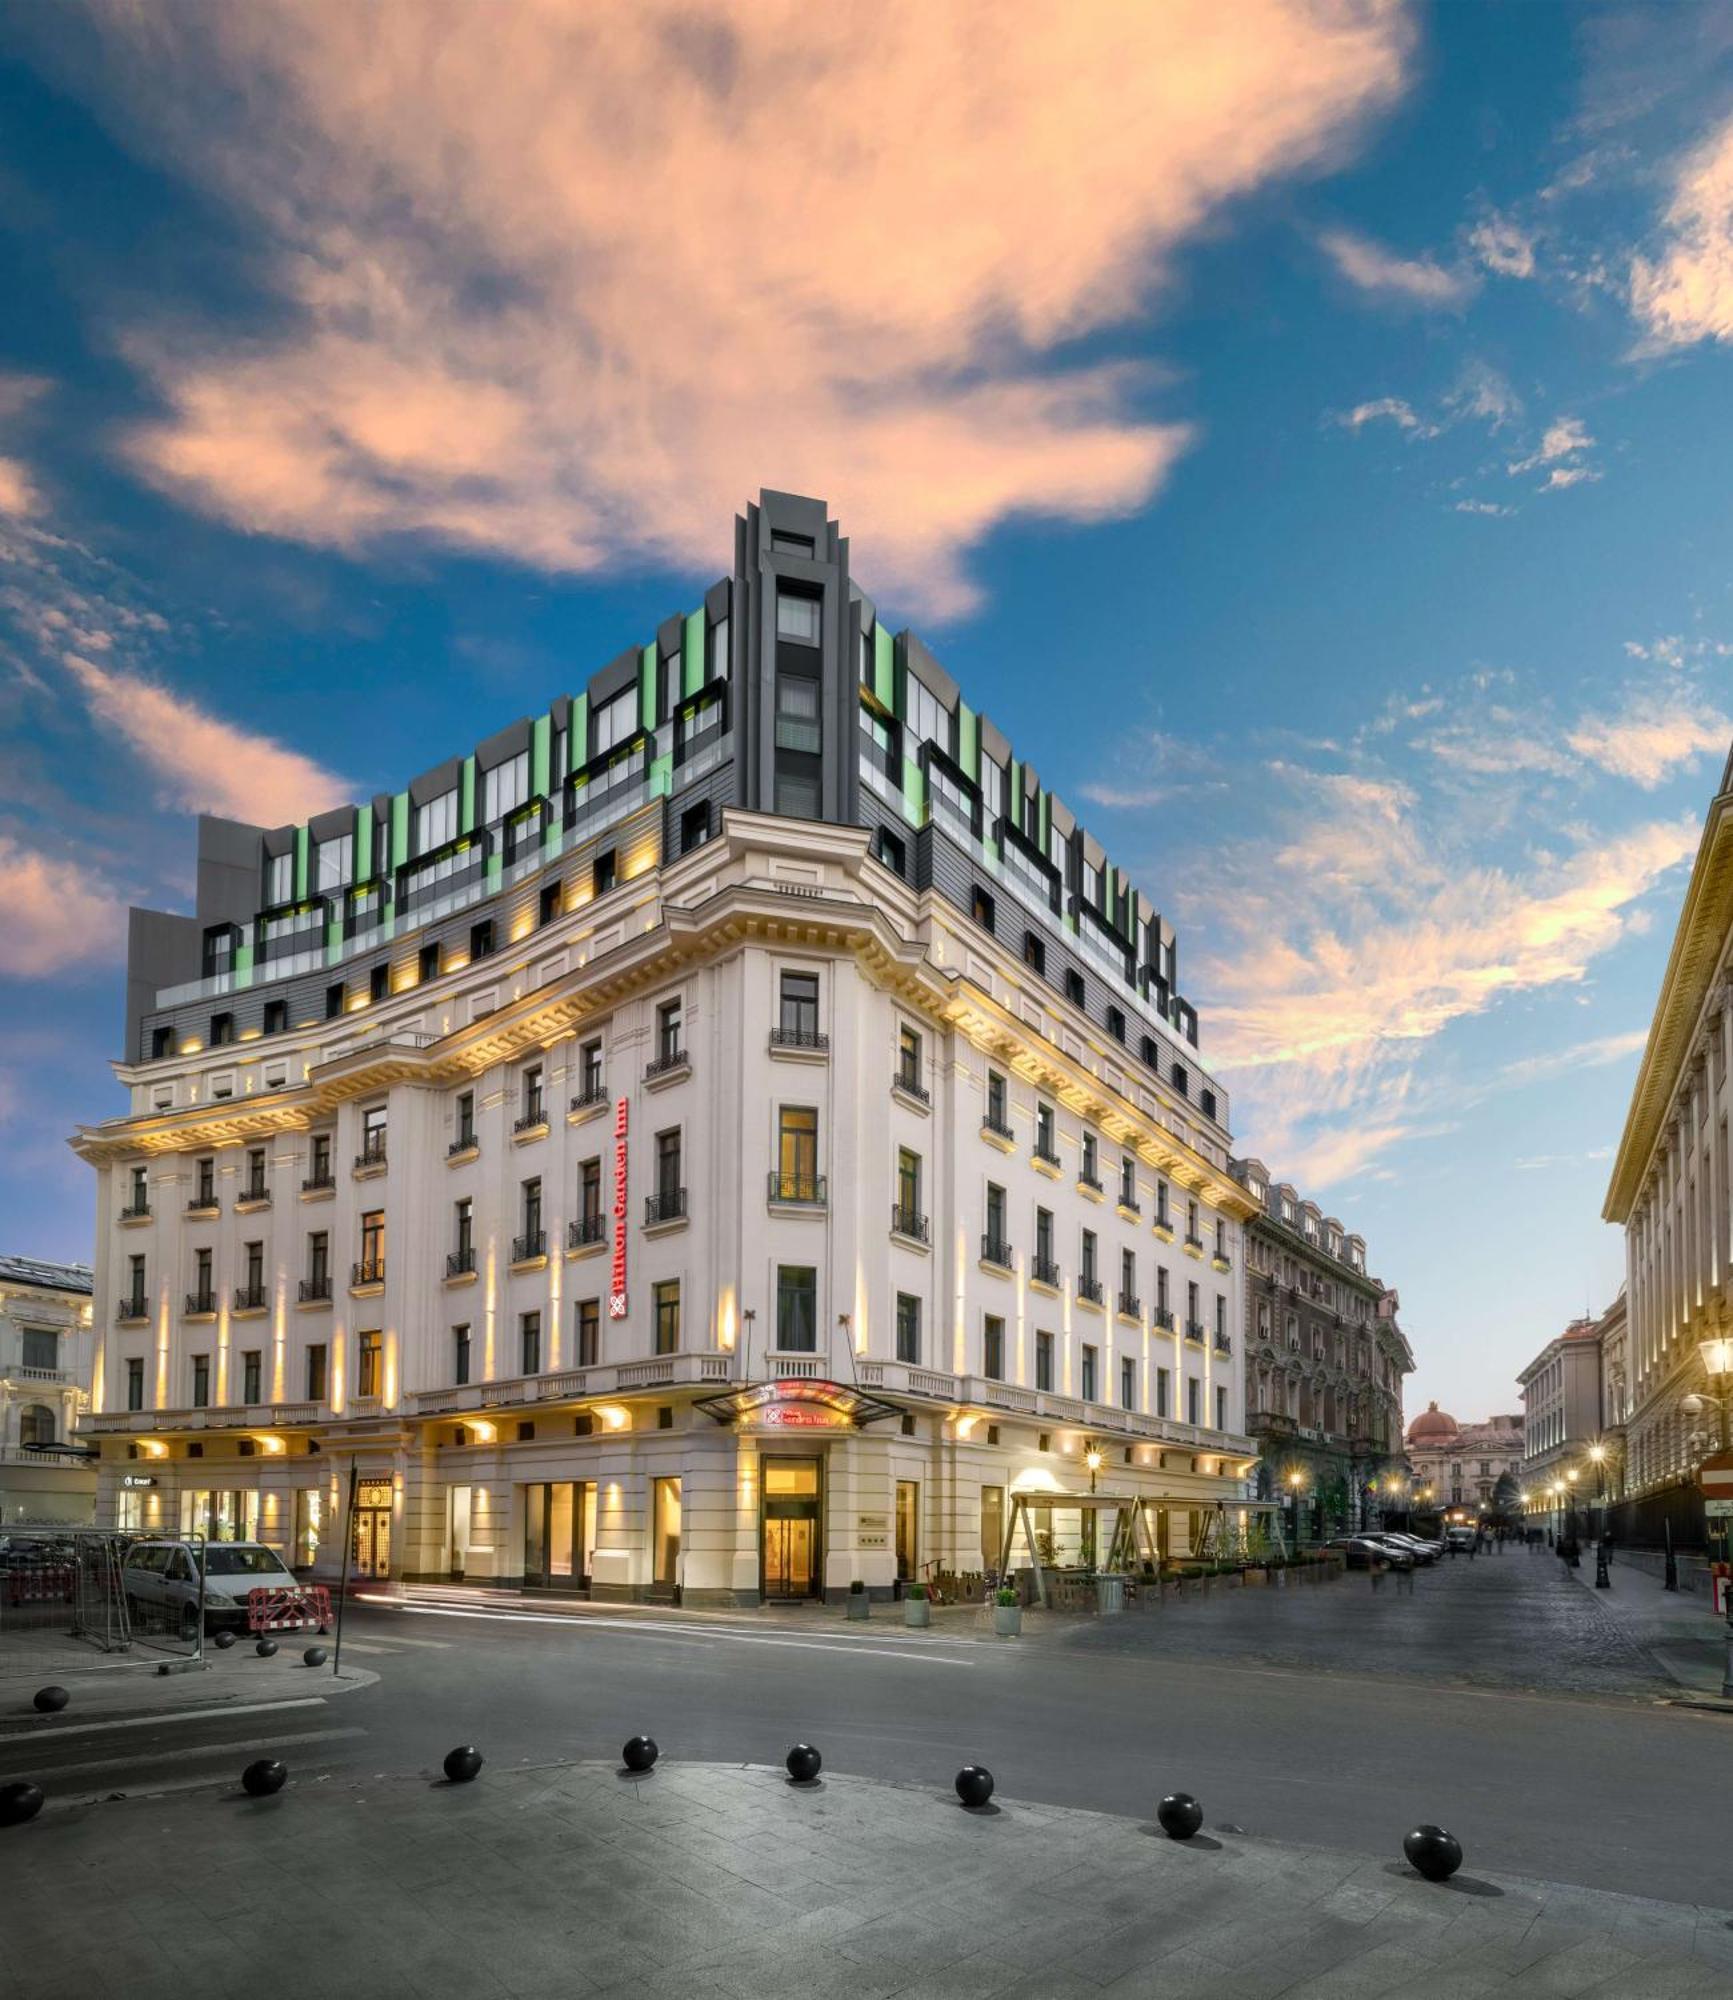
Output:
left=1604, top=768, right=1733, bottom=1223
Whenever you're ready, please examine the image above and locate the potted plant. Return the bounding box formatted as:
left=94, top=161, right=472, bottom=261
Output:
left=904, top=1579, right=930, bottom=1628
left=992, top=1585, right=1022, bottom=1637
left=846, top=1578, right=870, bottom=1621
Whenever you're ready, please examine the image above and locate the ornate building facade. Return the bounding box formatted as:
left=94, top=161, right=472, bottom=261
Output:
left=1231, top=1160, right=1412, bottom=1539
left=1404, top=1406, right=1525, bottom=1522
left=0, top=1255, right=96, bottom=1524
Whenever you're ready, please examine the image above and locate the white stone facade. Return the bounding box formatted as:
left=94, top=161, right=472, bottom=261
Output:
left=0, top=1257, right=96, bottom=1524
left=78, top=814, right=1256, bottom=1601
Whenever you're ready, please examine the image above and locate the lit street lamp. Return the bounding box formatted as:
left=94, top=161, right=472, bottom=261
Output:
left=1286, top=1468, right=1305, bottom=1552
left=1681, top=1335, right=1733, bottom=1699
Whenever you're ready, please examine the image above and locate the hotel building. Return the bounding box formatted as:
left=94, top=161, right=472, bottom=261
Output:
left=74, top=490, right=1257, bottom=1603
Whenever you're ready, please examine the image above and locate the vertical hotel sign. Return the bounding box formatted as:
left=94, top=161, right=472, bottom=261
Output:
left=609, top=1095, right=630, bottom=1319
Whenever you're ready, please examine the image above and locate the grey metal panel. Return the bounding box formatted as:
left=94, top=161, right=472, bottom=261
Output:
left=195, top=817, right=266, bottom=930
left=307, top=805, right=353, bottom=844
left=590, top=647, right=642, bottom=707
left=979, top=719, right=1011, bottom=765
left=126, top=907, right=200, bottom=1058
left=474, top=719, right=532, bottom=771
left=408, top=756, right=463, bottom=808
left=661, top=755, right=737, bottom=855
left=903, top=633, right=958, bottom=710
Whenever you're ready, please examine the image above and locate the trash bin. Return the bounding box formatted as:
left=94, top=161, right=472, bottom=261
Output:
left=1095, top=1573, right=1126, bottom=1615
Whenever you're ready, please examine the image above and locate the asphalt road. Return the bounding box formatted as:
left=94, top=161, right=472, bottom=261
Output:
left=5, top=1552, right=1731, bottom=1907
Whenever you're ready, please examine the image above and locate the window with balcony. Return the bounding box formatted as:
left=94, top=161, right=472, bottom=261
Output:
left=896, top=1022, right=926, bottom=1098
left=575, top=1298, right=600, bottom=1368
left=893, top=1148, right=924, bottom=1240
left=985, top=1068, right=1009, bottom=1136
left=1119, top=1157, right=1138, bottom=1210
left=357, top=1211, right=385, bottom=1286
left=895, top=1293, right=921, bottom=1365
left=357, top=1331, right=382, bottom=1399
left=1035, top=1330, right=1054, bottom=1392
left=652, top=998, right=685, bottom=1072
left=450, top=1198, right=474, bottom=1277
left=653, top=1279, right=681, bottom=1355
left=1034, top=1100, right=1058, bottom=1166
left=236, top=1241, right=265, bottom=1311
left=243, top=1147, right=267, bottom=1202
left=1216, top=1385, right=1228, bottom=1432
left=521, top=1311, right=542, bottom=1377
left=1079, top=1231, right=1101, bottom=1304
left=125, top=1252, right=146, bottom=1317
left=306, top=1133, right=334, bottom=1190
left=1080, top=1131, right=1100, bottom=1190
left=123, top=1163, right=149, bottom=1219
left=576, top=1157, right=604, bottom=1243
left=359, top=1105, right=387, bottom=1168
left=773, top=1105, right=821, bottom=1203
left=654, top=1129, right=683, bottom=1207
left=189, top=1247, right=214, bottom=1315
left=451, top=1091, right=475, bottom=1153
left=516, top=1179, right=545, bottom=1260
left=1034, top=1206, right=1057, bottom=1285
left=576, top=1038, right=605, bottom=1108
left=983, top=1183, right=1010, bottom=1267
left=776, top=1265, right=817, bottom=1352
left=517, top=1064, right=546, bottom=1131
left=983, top=1315, right=1005, bottom=1381
left=776, top=971, right=822, bottom=1048
left=192, top=1157, right=216, bottom=1209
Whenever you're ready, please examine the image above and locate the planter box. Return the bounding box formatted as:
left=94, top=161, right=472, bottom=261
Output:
left=904, top=1598, right=930, bottom=1629
left=846, top=1594, right=870, bottom=1621
left=993, top=1603, right=1022, bottom=1637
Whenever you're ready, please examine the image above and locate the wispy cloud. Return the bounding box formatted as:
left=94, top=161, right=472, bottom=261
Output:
left=1335, top=396, right=1437, bottom=436
left=38, top=1, right=1414, bottom=621
left=0, top=834, right=126, bottom=978
left=62, top=652, right=349, bottom=827
left=1499, top=1029, right=1648, bottom=1089
left=1453, top=499, right=1515, bottom=517
left=1567, top=685, right=1732, bottom=788
left=1319, top=226, right=1474, bottom=307
left=1630, top=109, right=1733, bottom=347
left=0, top=371, right=50, bottom=521
left=1469, top=211, right=1537, bottom=280
left=1508, top=416, right=1594, bottom=475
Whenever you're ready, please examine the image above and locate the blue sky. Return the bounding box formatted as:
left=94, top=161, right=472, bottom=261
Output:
left=2, top=3, right=1731, bottom=1423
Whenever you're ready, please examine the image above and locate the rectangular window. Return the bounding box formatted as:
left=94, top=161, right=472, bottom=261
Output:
left=21, top=1327, right=56, bottom=1371
left=521, top=1312, right=542, bottom=1377
left=653, top=1280, right=681, bottom=1356
left=592, top=850, right=616, bottom=897
left=776, top=590, right=821, bottom=646
left=776, top=1105, right=819, bottom=1200
left=681, top=801, right=710, bottom=852
left=454, top=1198, right=473, bottom=1262
left=520, top=1177, right=543, bottom=1246
left=1035, top=1206, right=1053, bottom=1264
left=126, top=1356, right=144, bottom=1412
left=575, top=1299, right=600, bottom=1368
left=455, top=1091, right=474, bottom=1147
left=579, top=1038, right=604, bottom=1098
left=242, top=1350, right=262, bottom=1405
left=593, top=687, right=637, bottom=756
left=308, top=1231, right=329, bottom=1287
left=1036, top=1101, right=1056, bottom=1159
left=315, top=833, right=353, bottom=894
left=896, top=1147, right=921, bottom=1222
left=415, top=789, right=458, bottom=853
left=986, top=1182, right=1007, bottom=1245
left=357, top=1331, right=382, bottom=1399
left=1080, top=1345, right=1098, bottom=1404
left=1216, top=1385, right=1228, bottom=1432
left=657, top=998, right=683, bottom=1063
left=1081, top=1229, right=1097, bottom=1282
left=482, top=749, right=530, bottom=824
left=983, top=1315, right=1005, bottom=1381
left=267, top=851, right=293, bottom=904
left=779, top=970, right=820, bottom=1039
left=580, top=1157, right=602, bottom=1226
left=359, top=1210, right=385, bottom=1281
left=1035, top=1330, right=1054, bottom=1392
left=521, top=1063, right=544, bottom=1125
left=127, top=1251, right=146, bottom=1310
left=191, top=1355, right=210, bottom=1408
left=1156, top=1367, right=1170, bottom=1418
left=776, top=1265, right=817, bottom=1352
left=987, top=1069, right=1007, bottom=1129
left=905, top=676, right=949, bottom=752
left=1120, top=1157, right=1137, bottom=1207
left=1187, top=1378, right=1200, bottom=1427
left=1121, top=1358, right=1136, bottom=1411
left=895, top=1293, right=921, bottom=1365
left=454, top=1324, right=471, bottom=1387
left=306, top=1343, right=328, bottom=1402
left=195, top=1156, right=215, bottom=1204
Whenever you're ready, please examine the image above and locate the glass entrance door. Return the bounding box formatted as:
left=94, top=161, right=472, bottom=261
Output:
left=895, top=1480, right=918, bottom=1582
left=523, top=1482, right=596, bottom=1589
left=652, top=1478, right=682, bottom=1597
left=352, top=1478, right=392, bottom=1579
left=761, top=1457, right=821, bottom=1600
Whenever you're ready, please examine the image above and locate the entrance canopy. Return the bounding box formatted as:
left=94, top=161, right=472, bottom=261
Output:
left=694, top=1377, right=899, bottom=1430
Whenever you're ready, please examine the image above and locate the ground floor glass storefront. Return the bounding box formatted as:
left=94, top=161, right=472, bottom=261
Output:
left=522, top=1480, right=597, bottom=1589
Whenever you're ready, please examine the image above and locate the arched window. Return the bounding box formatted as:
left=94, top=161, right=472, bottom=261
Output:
left=19, top=1404, right=56, bottom=1448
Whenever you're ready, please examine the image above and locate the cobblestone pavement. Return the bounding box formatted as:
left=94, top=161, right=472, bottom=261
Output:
left=1053, top=1547, right=1672, bottom=1698
left=10, top=1757, right=1733, bottom=1999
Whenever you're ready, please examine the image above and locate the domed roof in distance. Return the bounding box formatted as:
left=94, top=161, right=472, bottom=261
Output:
left=1407, top=1401, right=1460, bottom=1444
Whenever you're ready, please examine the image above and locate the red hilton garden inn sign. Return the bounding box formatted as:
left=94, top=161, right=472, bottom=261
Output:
left=609, top=1095, right=630, bottom=1319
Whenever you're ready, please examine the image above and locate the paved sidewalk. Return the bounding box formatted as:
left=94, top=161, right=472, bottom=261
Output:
left=1566, top=1554, right=1732, bottom=1704
left=0, top=1641, right=375, bottom=1723
left=8, top=1756, right=1733, bottom=1998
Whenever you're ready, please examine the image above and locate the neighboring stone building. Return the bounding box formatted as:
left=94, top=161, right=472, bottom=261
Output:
left=1518, top=1301, right=1622, bottom=1541
left=73, top=490, right=1260, bottom=1603
left=1230, top=1160, right=1412, bottom=1539
left=0, top=1254, right=96, bottom=1524
left=1404, top=1405, right=1525, bottom=1522
left=1603, top=743, right=1733, bottom=1554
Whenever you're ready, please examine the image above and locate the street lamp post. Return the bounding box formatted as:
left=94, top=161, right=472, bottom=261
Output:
left=1286, top=1468, right=1305, bottom=1554
left=1588, top=1443, right=1611, bottom=1588
left=1681, top=1335, right=1733, bottom=1700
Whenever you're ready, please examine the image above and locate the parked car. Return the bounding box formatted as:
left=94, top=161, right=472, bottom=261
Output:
left=1329, top=1535, right=1414, bottom=1571
left=1376, top=1533, right=1440, bottom=1564
left=122, top=1539, right=300, bottom=1637
left=1361, top=1533, right=1428, bottom=1565
left=1443, top=1525, right=1479, bottom=1552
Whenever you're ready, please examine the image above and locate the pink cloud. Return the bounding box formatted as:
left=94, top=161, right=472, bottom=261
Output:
left=63, top=652, right=349, bottom=827
left=0, top=835, right=125, bottom=977
left=57, top=0, right=1412, bottom=617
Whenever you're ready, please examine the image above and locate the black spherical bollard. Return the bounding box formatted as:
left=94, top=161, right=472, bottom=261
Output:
left=1156, top=1792, right=1204, bottom=1840
left=954, top=1764, right=995, bottom=1809
left=241, top=1758, right=287, bottom=1798
left=255, top=1637, right=278, bottom=1658
left=212, top=1629, right=237, bottom=1651
left=621, top=1735, right=659, bottom=1773
left=0, top=1781, right=44, bottom=1827
left=443, top=1745, right=484, bottom=1783
left=303, top=1646, right=328, bottom=1667
left=785, top=1743, right=822, bottom=1785
left=32, top=1686, right=69, bottom=1714
left=1403, top=1824, right=1463, bottom=1882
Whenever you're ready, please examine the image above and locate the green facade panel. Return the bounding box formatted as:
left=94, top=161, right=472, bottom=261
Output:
left=640, top=644, right=657, bottom=732
left=874, top=625, right=895, bottom=709
left=355, top=807, right=372, bottom=884
left=390, top=793, right=410, bottom=878
left=901, top=757, right=926, bottom=827
left=293, top=825, right=310, bottom=903
left=650, top=752, right=673, bottom=798
left=958, top=703, right=979, bottom=782
left=460, top=756, right=477, bottom=835
left=532, top=714, right=551, bottom=802
left=570, top=693, right=588, bottom=770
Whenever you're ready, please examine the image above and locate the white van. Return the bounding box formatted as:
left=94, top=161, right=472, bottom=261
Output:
left=123, top=1539, right=301, bottom=1638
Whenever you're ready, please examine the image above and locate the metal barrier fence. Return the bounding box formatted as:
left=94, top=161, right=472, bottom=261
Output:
left=0, top=1527, right=204, bottom=1678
